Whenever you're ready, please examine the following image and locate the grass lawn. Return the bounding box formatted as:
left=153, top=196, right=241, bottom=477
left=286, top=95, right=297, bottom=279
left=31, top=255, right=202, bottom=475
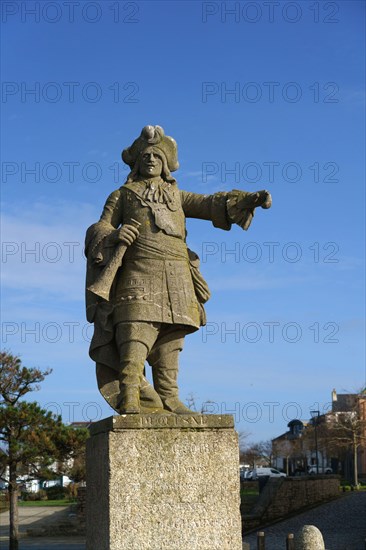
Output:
left=18, top=499, right=75, bottom=507
left=241, top=484, right=260, bottom=514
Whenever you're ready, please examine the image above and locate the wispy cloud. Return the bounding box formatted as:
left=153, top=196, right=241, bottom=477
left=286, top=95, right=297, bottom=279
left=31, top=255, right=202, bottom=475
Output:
left=180, top=170, right=218, bottom=185
left=184, top=170, right=202, bottom=178
left=207, top=273, right=313, bottom=291
left=1, top=200, right=95, bottom=301
left=343, top=87, right=365, bottom=107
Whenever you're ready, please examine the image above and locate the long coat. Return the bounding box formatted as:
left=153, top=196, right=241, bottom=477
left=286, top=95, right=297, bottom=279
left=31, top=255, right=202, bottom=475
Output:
left=85, top=180, right=232, bottom=330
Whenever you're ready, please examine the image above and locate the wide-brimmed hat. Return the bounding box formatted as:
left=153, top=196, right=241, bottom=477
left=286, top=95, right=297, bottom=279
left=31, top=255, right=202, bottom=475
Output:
left=122, top=125, right=179, bottom=172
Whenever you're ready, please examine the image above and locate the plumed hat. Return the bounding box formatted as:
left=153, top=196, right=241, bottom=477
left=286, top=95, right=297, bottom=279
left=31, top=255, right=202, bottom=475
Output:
left=122, top=125, right=179, bottom=172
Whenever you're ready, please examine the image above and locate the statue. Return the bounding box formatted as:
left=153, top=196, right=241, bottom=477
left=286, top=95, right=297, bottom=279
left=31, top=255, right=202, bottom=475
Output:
left=85, top=125, right=271, bottom=415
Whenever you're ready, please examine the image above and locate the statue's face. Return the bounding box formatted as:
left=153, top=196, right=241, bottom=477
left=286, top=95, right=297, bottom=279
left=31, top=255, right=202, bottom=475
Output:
left=139, top=148, right=163, bottom=178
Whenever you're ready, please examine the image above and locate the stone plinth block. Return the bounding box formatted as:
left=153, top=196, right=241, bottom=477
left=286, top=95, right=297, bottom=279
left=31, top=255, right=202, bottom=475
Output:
left=86, top=414, right=242, bottom=550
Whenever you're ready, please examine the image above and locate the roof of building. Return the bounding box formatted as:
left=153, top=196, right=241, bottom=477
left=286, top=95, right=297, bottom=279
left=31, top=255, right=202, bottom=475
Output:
left=332, top=394, right=358, bottom=413
left=69, top=421, right=92, bottom=429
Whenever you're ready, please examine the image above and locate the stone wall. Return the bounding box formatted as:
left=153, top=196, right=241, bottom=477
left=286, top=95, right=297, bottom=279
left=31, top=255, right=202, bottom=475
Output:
left=77, top=486, right=86, bottom=522
left=242, top=476, right=340, bottom=532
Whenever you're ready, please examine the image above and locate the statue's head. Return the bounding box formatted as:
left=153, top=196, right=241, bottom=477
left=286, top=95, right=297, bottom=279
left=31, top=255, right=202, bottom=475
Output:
left=122, top=125, right=179, bottom=183
left=139, top=146, right=163, bottom=179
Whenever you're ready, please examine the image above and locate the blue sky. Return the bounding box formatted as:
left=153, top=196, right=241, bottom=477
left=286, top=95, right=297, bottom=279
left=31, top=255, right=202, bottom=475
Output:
left=1, top=0, right=365, bottom=442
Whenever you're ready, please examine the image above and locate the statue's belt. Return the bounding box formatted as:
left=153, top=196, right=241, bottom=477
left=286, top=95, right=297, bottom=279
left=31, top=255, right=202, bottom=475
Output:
left=126, top=234, right=188, bottom=262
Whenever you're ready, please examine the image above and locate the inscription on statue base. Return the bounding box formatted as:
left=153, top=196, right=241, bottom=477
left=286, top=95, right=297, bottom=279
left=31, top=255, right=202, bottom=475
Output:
left=86, top=414, right=242, bottom=550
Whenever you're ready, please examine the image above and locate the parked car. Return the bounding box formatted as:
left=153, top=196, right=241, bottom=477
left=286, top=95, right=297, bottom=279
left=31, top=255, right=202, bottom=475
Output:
left=239, top=469, right=252, bottom=481
left=308, top=466, right=333, bottom=474
left=250, top=467, right=286, bottom=479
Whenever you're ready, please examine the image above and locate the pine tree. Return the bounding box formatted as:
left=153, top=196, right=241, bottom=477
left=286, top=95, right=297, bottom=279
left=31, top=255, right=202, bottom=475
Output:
left=0, top=352, right=88, bottom=550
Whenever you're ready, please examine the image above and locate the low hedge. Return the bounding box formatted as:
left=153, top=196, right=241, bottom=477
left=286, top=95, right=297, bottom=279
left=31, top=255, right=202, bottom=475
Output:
left=0, top=493, right=9, bottom=513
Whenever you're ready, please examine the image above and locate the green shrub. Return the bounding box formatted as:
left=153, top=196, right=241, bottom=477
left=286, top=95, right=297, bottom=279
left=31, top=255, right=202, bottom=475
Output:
left=20, top=489, right=47, bottom=501
left=44, top=485, right=67, bottom=500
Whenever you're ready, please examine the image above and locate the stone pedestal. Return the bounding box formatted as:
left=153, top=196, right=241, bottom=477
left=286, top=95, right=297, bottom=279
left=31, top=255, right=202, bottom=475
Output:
left=86, top=414, right=242, bottom=549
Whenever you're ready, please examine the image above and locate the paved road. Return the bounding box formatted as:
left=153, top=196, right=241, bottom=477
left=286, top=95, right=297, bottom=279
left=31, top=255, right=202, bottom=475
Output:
left=243, top=491, right=366, bottom=550
left=1, top=494, right=365, bottom=549
left=0, top=541, right=85, bottom=550
left=0, top=506, right=85, bottom=550
left=1, top=506, right=73, bottom=531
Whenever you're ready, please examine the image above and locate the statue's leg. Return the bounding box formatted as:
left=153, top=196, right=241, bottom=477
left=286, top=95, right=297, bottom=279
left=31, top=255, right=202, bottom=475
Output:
left=148, top=327, right=197, bottom=415
left=115, top=322, right=158, bottom=414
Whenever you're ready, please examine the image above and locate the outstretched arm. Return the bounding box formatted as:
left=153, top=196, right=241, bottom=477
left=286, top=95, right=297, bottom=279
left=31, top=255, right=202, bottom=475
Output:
left=180, top=189, right=272, bottom=231
left=180, top=190, right=231, bottom=230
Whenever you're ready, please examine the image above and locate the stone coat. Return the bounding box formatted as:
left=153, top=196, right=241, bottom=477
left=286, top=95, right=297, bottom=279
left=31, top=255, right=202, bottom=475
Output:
left=85, top=180, right=231, bottom=332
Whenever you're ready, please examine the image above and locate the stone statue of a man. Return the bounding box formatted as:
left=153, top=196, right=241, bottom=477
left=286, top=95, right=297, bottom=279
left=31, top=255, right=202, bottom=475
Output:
left=85, top=125, right=271, bottom=415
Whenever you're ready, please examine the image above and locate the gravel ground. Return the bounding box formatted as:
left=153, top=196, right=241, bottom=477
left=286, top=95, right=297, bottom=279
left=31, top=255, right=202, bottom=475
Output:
left=243, top=491, right=366, bottom=550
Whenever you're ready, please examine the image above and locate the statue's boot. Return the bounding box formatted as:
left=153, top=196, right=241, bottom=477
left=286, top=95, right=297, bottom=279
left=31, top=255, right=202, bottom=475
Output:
left=140, top=375, right=170, bottom=414
left=116, top=341, right=148, bottom=414
left=148, top=339, right=197, bottom=415
left=116, top=365, right=141, bottom=414
left=96, top=363, right=165, bottom=414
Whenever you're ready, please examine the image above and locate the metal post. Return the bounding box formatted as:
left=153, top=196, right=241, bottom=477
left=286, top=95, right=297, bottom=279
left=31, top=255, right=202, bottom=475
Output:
left=314, top=420, right=319, bottom=474
left=286, top=533, right=294, bottom=550
left=257, top=531, right=265, bottom=550
left=310, top=410, right=320, bottom=474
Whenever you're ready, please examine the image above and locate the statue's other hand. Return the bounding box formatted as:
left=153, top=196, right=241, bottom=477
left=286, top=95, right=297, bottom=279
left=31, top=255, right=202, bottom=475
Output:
left=110, top=224, right=140, bottom=246
left=256, top=190, right=272, bottom=209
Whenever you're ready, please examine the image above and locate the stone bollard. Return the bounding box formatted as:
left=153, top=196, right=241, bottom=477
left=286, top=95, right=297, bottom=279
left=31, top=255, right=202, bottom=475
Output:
left=295, top=525, right=325, bottom=550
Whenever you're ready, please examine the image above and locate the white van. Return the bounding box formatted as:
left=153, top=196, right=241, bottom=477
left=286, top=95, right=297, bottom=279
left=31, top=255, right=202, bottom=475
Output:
left=250, top=467, right=286, bottom=479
